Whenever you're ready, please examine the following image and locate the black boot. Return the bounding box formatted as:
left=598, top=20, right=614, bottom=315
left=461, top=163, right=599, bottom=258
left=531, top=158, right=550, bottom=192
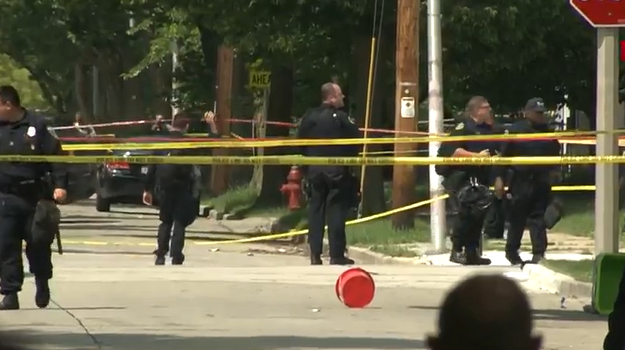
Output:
left=329, top=257, right=355, bottom=265
left=153, top=250, right=165, bottom=266
left=35, top=279, right=50, bottom=309
left=524, top=254, right=544, bottom=265
left=465, top=250, right=492, bottom=266
left=310, top=255, right=322, bottom=265
left=506, top=252, right=524, bottom=266
left=0, top=294, right=19, bottom=310
left=449, top=250, right=466, bottom=265
left=171, top=254, right=185, bottom=265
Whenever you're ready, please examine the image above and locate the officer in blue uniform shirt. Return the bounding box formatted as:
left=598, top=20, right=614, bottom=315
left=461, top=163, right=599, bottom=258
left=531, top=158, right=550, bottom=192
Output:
left=495, top=98, right=560, bottom=265
left=0, top=85, right=68, bottom=310
left=436, top=96, right=498, bottom=266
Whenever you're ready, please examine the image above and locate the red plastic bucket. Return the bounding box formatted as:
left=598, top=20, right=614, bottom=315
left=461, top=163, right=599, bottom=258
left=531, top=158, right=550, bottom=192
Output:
left=335, top=267, right=375, bottom=308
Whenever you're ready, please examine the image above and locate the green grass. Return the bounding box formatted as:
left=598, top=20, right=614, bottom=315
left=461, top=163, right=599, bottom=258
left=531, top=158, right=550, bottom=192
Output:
left=551, top=193, right=625, bottom=238
left=202, top=185, right=257, bottom=213
left=541, top=259, right=594, bottom=283
left=346, top=218, right=430, bottom=257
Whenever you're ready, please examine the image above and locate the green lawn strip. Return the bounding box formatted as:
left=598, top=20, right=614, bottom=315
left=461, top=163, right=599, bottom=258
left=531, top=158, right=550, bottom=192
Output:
left=346, top=218, right=430, bottom=257
left=540, top=259, right=594, bottom=283
left=201, top=185, right=257, bottom=213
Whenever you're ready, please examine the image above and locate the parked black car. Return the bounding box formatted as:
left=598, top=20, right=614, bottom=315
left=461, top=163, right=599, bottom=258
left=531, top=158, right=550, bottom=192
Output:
left=95, top=139, right=160, bottom=212
left=48, top=127, right=98, bottom=204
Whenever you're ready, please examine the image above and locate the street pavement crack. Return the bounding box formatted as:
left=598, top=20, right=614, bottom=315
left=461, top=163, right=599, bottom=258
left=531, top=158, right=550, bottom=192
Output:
left=50, top=298, right=102, bottom=350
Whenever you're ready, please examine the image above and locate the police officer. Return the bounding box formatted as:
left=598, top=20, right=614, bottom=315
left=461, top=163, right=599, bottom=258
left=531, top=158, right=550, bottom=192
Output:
left=604, top=266, right=625, bottom=350
left=436, top=96, right=497, bottom=265
left=482, top=112, right=506, bottom=239
left=298, top=82, right=360, bottom=265
left=0, top=85, right=68, bottom=310
left=143, top=112, right=205, bottom=266
left=495, top=98, right=560, bottom=265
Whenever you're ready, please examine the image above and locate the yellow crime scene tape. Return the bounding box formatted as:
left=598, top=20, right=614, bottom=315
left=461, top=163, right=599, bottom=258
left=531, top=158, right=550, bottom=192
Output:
left=60, top=130, right=607, bottom=151
left=59, top=184, right=596, bottom=248
left=5, top=154, right=625, bottom=165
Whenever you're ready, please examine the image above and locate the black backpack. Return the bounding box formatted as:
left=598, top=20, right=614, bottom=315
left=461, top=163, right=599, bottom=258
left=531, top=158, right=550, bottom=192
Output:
left=156, top=149, right=193, bottom=187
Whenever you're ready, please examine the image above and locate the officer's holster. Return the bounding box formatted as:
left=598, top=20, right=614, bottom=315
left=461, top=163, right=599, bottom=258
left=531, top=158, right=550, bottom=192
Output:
left=544, top=197, right=564, bottom=230
left=31, top=200, right=61, bottom=249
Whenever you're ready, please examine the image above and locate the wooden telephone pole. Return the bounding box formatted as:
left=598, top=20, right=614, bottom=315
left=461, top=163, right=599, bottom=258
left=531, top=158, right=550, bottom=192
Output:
left=391, top=0, right=419, bottom=229
left=210, top=45, right=234, bottom=195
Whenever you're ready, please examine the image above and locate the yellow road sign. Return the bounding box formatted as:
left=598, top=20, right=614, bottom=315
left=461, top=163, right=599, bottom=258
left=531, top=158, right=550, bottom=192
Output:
left=249, top=71, right=271, bottom=88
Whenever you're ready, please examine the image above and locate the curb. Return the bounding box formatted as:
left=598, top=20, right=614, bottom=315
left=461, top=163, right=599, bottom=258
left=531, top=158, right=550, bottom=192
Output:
left=522, top=264, right=593, bottom=298
left=347, top=246, right=429, bottom=265
left=319, top=240, right=428, bottom=265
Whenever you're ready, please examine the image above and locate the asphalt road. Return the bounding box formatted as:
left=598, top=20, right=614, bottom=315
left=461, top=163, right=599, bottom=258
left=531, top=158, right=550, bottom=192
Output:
left=0, top=200, right=610, bottom=350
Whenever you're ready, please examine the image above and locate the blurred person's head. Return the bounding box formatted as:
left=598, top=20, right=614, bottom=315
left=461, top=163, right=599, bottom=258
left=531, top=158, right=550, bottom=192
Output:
left=427, top=274, right=541, bottom=350
left=321, top=82, right=344, bottom=109
left=171, top=111, right=190, bottom=132
left=0, top=85, right=24, bottom=122
left=465, top=96, right=491, bottom=124
left=523, top=98, right=547, bottom=125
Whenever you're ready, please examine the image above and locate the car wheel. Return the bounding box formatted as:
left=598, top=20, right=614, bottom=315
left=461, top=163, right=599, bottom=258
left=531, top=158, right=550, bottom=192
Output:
left=96, top=195, right=111, bottom=212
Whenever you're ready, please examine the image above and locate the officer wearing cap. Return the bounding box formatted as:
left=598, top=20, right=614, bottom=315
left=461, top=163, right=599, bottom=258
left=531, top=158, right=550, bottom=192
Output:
left=0, top=85, right=68, bottom=310
left=436, top=96, right=498, bottom=265
left=297, top=82, right=360, bottom=266
left=495, top=98, right=560, bottom=265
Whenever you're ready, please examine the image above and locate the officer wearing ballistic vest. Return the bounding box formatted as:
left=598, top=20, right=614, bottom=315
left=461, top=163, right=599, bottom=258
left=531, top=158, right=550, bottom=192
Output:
left=297, top=82, right=360, bottom=266
left=143, top=112, right=204, bottom=266
left=605, top=266, right=625, bottom=350
left=0, top=85, right=68, bottom=310
left=495, top=98, right=561, bottom=265
left=482, top=111, right=507, bottom=239
left=436, top=96, right=498, bottom=266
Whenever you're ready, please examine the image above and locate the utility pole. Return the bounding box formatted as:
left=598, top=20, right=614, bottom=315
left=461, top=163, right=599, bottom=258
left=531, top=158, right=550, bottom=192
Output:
left=594, top=29, right=620, bottom=255
left=210, top=45, right=234, bottom=195
left=391, top=0, right=419, bottom=229
left=427, top=0, right=446, bottom=252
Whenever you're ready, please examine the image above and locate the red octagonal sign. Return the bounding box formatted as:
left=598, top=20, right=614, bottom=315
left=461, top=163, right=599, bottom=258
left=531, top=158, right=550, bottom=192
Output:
left=569, top=0, right=625, bottom=27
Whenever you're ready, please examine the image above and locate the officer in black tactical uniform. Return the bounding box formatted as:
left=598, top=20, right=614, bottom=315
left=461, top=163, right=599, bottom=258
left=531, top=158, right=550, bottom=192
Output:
left=436, top=96, right=498, bottom=266
left=482, top=112, right=507, bottom=239
left=143, top=112, right=205, bottom=266
left=0, top=85, right=68, bottom=310
left=495, top=98, right=561, bottom=265
left=298, top=82, right=360, bottom=266
left=605, top=266, right=625, bottom=350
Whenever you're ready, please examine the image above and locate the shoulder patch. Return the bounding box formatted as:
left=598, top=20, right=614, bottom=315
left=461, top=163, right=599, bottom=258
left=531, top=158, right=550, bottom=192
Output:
left=455, top=122, right=464, bottom=130
left=348, top=116, right=355, bottom=124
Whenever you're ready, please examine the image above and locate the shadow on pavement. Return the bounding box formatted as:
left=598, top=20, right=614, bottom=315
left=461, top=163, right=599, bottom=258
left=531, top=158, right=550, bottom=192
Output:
left=6, top=331, right=422, bottom=350
left=52, top=248, right=154, bottom=256
left=532, top=308, right=606, bottom=322
left=407, top=305, right=606, bottom=322
left=62, top=220, right=122, bottom=225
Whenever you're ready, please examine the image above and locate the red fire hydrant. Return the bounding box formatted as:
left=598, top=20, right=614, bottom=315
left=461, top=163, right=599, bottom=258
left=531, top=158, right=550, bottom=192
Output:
left=280, top=166, right=302, bottom=210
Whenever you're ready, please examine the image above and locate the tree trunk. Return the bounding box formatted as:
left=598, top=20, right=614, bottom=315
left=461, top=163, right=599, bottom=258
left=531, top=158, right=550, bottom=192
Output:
left=74, top=64, right=91, bottom=121
left=255, top=65, right=293, bottom=206
left=350, top=35, right=388, bottom=216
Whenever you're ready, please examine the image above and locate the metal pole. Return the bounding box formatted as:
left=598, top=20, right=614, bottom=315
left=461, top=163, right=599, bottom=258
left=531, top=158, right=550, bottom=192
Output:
left=594, top=28, right=620, bottom=255
left=427, top=0, right=446, bottom=253
left=171, top=41, right=180, bottom=116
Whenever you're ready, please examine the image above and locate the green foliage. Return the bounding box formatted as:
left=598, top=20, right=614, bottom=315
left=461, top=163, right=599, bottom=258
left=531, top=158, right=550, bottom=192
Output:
left=0, top=54, right=51, bottom=111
